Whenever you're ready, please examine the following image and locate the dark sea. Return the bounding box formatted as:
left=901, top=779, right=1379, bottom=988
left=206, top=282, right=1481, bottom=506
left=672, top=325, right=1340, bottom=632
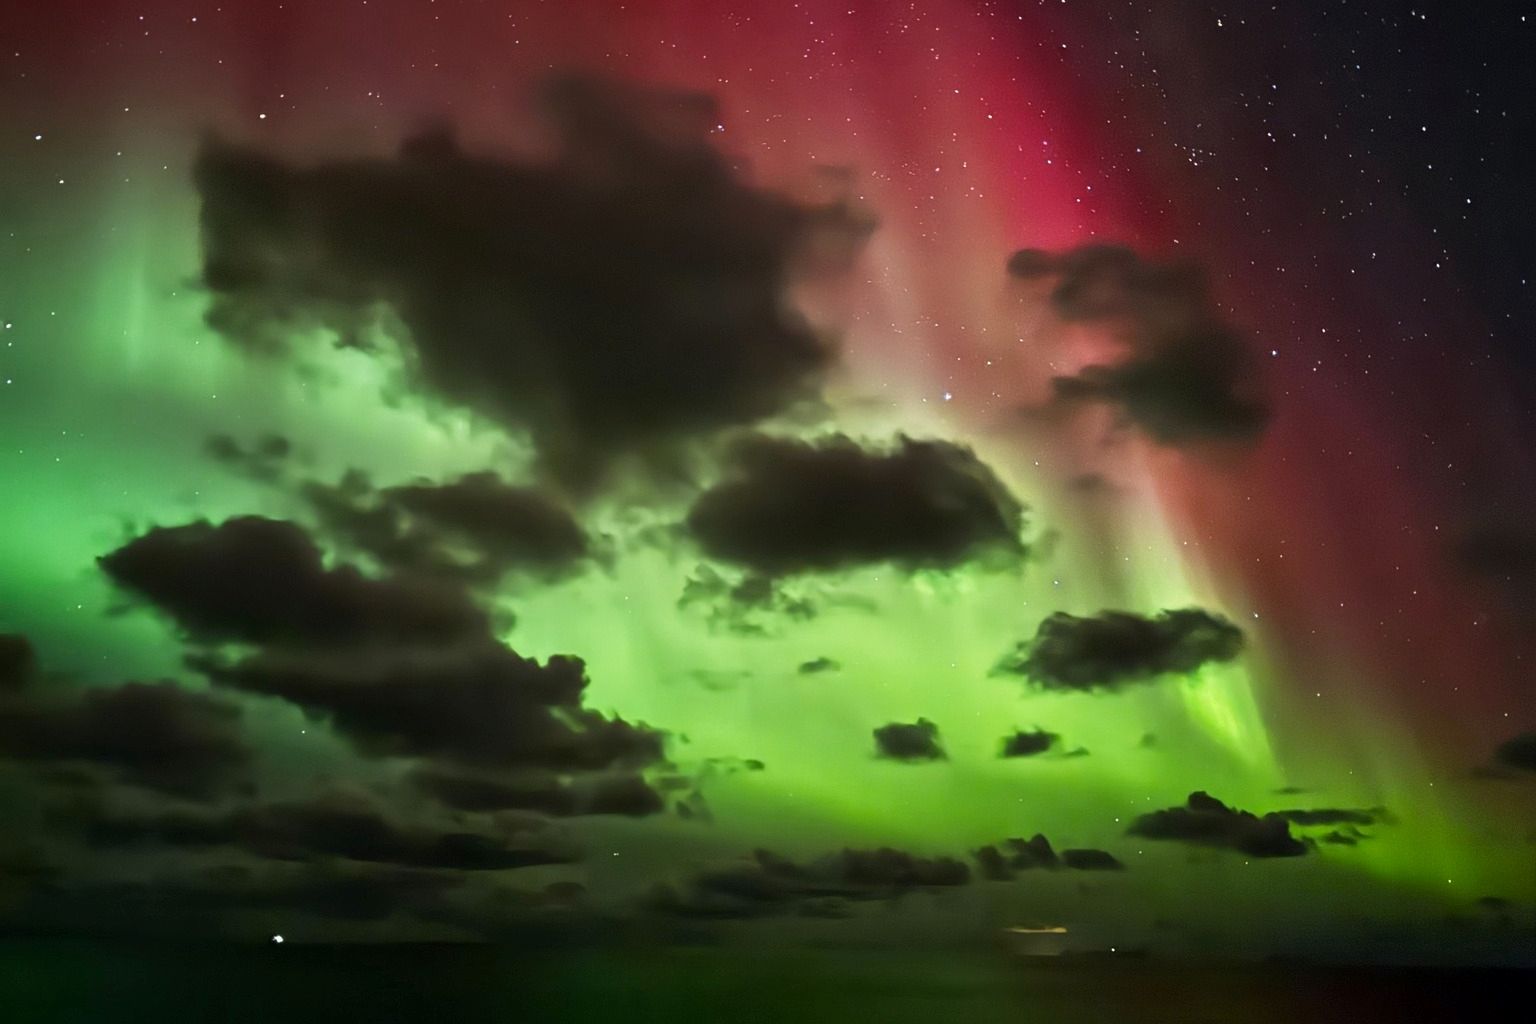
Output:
left=0, top=940, right=1529, bottom=1023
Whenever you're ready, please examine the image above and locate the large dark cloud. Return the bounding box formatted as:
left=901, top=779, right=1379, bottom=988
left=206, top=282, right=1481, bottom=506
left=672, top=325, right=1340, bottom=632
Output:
left=1008, top=243, right=1268, bottom=444
left=192, top=642, right=663, bottom=772
left=648, top=846, right=970, bottom=919
left=1127, top=791, right=1307, bottom=858
left=195, top=75, right=873, bottom=486
left=303, top=471, right=591, bottom=585
left=872, top=719, right=946, bottom=762
left=994, top=608, right=1244, bottom=692
left=99, top=516, right=487, bottom=649
left=1493, top=733, right=1536, bottom=774
left=971, top=834, right=1123, bottom=879
left=409, top=767, right=664, bottom=817
left=75, top=791, right=572, bottom=871
left=0, top=680, right=250, bottom=799
left=686, top=434, right=1026, bottom=575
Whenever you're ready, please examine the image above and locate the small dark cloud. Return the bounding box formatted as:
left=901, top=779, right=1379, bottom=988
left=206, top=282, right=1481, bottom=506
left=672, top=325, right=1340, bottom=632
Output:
left=1127, top=791, right=1307, bottom=858
left=677, top=565, right=817, bottom=636
left=1061, top=848, right=1125, bottom=871
left=75, top=791, right=572, bottom=871
left=685, top=434, right=1026, bottom=575
left=192, top=642, right=664, bottom=772
left=998, top=727, right=1060, bottom=758
left=204, top=433, right=292, bottom=483
left=972, top=835, right=1123, bottom=878
left=873, top=719, right=946, bottom=762
left=797, top=656, right=841, bottom=675
left=1273, top=806, right=1392, bottom=827
left=410, top=767, right=664, bottom=817
left=994, top=608, right=1244, bottom=692
left=1008, top=243, right=1268, bottom=445
left=648, top=845, right=969, bottom=919
left=195, top=75, right=873, bottom=488
left=303, top=470, right=591, bottom=585
left=0, top=681, right=250, bottom=799
left=0, top=633, right=36, bottom=691
left=1494, top=733, right=1536, bottom=774
left=1454, top=526, right=1536, bottom=612
left=99, top=517, right=487, bottom=649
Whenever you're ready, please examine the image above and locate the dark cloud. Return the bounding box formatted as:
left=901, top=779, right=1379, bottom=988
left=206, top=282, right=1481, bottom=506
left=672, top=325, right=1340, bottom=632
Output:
left=685, top=434, right=1026, bottom=575
left=1455, top=526, right=1536, bottom=612
left=13, top=863, right=464, bottom=933
left=0, top=681, right=250, bottom=799
left=1008, top=243, right=1269, bottom=445
left=998, top=728, right=1060, bottom=758
left=994, top=608, right=1244, bottom=692
left=971, top=834, right=1122, bottom=879
left=1060, top=847, right=1125, bottom=871
left=648, top=846, right=970, bottom=919
left=1273, top=807, right=1392, bottom=827
left=677, top=565, right=817, bottom=636
left=303, top=470, right=591, bottom=584
left=873, top=719, right=945, bottom=762
left=797, top=656, right=841, bottom=675
left=195, top=75, right=873, bottom=487
left=204, top=432, right=292, bottom=483
left=0, top=633, right=36, bottom=691
left=1493, top=733, right=1536, bottom=773
left=99, top=517, right=487, bottom=649
left=192, top=642, right=664, bottom=772
left=410, top=767, right=664, bottom=817
left=76, top=791, right=572, bottom=871
left=1127, top=791, right=1307, bottom=858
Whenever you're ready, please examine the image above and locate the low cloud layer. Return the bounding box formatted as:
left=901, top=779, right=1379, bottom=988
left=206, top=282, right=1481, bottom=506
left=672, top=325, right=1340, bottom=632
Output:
left=649, top=846, right=970, bottom=919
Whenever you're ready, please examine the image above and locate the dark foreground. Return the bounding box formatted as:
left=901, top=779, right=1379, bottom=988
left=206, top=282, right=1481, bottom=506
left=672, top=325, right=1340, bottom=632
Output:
left=0, top=940, right=1530, bottom=1023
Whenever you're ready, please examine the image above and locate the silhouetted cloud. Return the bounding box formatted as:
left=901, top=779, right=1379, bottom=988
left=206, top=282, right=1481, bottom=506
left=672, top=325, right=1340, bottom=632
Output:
left=1007, top=243, right=1268, bottom=445
left=1494, top=733, right=1536, bottom=773
left=686, top=434, right=1026, bottom=575
left=410, top=767, right=664, bottom=817
left=204, top=432, right=292, bottom=483
left=76, top=790, right=573, bottom=870
left=195, top=75, right=873, bottom=487
left=193, top=642, right=664, bottom=771
left=998, top=728, right=1060, bottom=758
left=797, top=656, right=841, bottom=675
left=100, top=517, right=487, bottom=649
left=972, top=834, right=1123, bottom=878
left=1128, top=791, right=1307, bottom=858
left=304, top=470, right=591, bottom=584
left=873, top=719, right=946, bottom=762
left=648, top=846, right=969, bottom=919
left=0, top=680, right=250, bottom=799
left=0, top=633, right=36, bottom=691
left=1272, top=807, right=1392, bottom=827
left=677, top=565, right=817, bottom=635
left=994, top=608, right=1244, bottom=692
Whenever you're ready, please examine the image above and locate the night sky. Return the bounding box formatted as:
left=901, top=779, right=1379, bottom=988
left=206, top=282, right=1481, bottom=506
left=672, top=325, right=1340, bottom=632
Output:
left=1, top=0, right=1533, bottom=964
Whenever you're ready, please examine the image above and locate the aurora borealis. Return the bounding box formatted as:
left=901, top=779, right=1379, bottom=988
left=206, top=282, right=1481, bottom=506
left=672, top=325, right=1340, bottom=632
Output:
left=1, top=0, right=1534, bottom=969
